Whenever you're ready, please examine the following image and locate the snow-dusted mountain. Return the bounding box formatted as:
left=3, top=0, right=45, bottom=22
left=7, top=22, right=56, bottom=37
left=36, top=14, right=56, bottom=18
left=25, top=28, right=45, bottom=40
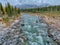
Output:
left=16, top=3, right=50, bottom=9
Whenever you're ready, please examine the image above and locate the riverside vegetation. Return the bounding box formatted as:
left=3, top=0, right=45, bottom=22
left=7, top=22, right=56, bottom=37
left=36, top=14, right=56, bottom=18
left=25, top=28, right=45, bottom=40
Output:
left=0, top=3, right=20, bottom=26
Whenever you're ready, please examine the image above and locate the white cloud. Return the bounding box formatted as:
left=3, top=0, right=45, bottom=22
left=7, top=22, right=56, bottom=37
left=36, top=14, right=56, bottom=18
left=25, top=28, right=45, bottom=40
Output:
left=0, top=0, right=60, bottom=6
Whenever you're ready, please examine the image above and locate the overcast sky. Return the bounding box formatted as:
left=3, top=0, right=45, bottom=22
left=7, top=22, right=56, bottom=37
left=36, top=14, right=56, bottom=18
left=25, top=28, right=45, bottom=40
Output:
left=0, top=0, right=60, bottom=6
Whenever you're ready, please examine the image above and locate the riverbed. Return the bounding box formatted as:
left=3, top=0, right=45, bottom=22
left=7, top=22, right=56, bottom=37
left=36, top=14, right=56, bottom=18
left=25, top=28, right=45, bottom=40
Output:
left=0, top=14, right=59, bottom=45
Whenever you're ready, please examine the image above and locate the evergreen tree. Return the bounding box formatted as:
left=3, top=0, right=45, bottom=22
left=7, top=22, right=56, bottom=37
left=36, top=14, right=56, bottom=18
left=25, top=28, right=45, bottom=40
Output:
left=0, top=3, right=4, bottom=14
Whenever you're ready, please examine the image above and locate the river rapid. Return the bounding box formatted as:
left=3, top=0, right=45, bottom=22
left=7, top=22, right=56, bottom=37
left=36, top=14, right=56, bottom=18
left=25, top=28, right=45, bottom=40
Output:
left=0, top=14, right=58, bottom=45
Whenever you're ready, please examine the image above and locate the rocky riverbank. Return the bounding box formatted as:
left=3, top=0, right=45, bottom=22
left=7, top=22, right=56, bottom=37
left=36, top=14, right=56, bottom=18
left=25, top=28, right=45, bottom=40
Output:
left=0, top=14, right=60, bottom=45
left=43, top=16, right=60, bottom=45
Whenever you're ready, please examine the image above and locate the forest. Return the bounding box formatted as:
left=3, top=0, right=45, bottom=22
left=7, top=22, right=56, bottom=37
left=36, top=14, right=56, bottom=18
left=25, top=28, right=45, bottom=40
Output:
left=21, top=5, right=60, bottom=13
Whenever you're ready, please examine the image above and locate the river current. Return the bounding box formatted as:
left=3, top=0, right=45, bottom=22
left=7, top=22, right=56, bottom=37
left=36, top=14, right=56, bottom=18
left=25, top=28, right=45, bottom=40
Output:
left=0, top=14, right=58, bottom=45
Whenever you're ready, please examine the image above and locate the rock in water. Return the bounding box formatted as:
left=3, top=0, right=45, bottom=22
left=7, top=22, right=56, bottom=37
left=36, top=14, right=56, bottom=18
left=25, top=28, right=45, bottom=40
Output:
left=0, top=14, right=58, bottom=45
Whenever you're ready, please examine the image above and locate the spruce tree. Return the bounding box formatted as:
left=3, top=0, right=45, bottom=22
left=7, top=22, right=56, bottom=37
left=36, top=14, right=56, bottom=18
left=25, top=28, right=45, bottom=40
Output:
left=0, top=3, right=4, bottom=14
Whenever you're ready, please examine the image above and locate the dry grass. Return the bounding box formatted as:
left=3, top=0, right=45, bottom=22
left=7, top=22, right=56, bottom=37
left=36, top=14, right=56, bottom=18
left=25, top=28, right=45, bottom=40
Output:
left=2, top=14, right=20, bottom=27
left=40, top=11, right=60, bottom=18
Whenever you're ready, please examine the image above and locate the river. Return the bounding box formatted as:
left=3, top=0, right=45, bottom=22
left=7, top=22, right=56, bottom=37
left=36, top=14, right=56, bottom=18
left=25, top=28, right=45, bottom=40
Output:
left=0, top=14, right=58, bottom=45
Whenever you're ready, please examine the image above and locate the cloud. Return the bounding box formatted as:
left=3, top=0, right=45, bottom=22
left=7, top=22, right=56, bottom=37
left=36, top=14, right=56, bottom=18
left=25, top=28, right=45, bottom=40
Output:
left=0, top=0, right=60, bottom=6
left=0, top=0, right=20, bottom=6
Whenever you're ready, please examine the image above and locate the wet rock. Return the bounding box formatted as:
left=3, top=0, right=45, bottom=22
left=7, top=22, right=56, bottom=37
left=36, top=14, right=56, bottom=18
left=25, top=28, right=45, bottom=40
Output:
left=22, top=36, right=28, bottom=42
left=21, top=24, right=25, bottom=27
left=48, top=28, right=60, bottom=44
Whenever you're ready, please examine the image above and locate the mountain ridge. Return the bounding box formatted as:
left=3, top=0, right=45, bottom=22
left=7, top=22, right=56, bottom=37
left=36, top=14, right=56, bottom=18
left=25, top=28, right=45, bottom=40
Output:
left=16, top=3, right=50, bottom=9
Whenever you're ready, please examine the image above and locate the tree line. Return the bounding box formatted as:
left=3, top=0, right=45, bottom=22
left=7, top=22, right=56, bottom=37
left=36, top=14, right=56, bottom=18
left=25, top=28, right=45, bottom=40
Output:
left=21, top=5, right=60, bottom=13
left=0, top=3, right=20, bottom=17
